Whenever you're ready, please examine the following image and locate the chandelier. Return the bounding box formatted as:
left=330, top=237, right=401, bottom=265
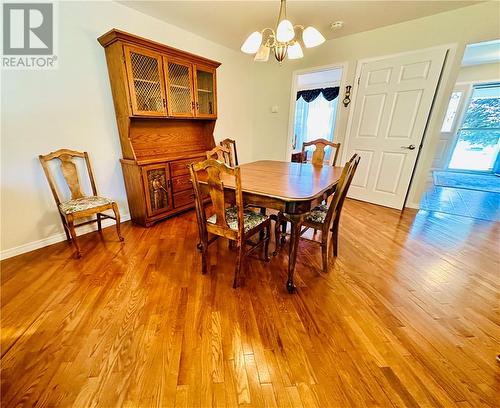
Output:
left=240, top=0, right=326, bottom=63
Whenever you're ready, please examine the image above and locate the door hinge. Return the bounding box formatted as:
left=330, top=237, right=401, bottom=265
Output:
left=357, top=77, right=360, bottom=85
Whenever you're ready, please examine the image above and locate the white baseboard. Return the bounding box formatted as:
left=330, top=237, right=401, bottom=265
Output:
left=405, top=201, right=420, bottom=210
left=0, top=213, right=130, bottom=261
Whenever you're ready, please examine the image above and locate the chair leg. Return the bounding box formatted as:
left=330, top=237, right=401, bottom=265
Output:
left=331, top=218, right=339, bottom=257
left=321, top=232, right=330, bottom=274
left=201, top=244, right=209, bottom=275
left=263, top=224, right=270, bottom=262
left=259, top=208, right=266, bottom=240
left=60, top=214, right=71, bottom=242
left=280, top=219, right=287, bottom=244
left=97, top=213, right=102, bottom=232
left=67, top=215, right=81, bottom=258
left=111, top=203, right=124, bottom=242
left=233, top=240, right=245, bottom=288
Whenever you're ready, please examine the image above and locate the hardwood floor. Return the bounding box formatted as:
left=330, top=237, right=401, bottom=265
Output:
left=1, top=200, right=499, bottom=407
left=420, top=184, right=500, bottom=222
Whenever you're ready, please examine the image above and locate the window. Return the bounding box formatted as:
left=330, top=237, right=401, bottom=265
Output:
left=294, top=94, right=338, bottom=151
left=448, top=83, right=500, bottom=171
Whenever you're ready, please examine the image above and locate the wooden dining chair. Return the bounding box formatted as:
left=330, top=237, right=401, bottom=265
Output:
left=298, top=154, right=360, bottom=272
left=39, top=149, right=124, bottom=258
left=189, top=159, right=271, bottom=288
left=219, top=138, right=239, bottom=167
left=302, top=138, right=341, bottom=166
left=208, top=143, right=268, bottom=237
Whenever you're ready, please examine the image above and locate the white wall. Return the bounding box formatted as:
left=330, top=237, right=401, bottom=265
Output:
left=251, top=1, right=500, bottom=207
left=0, top=0, right=256, bottom=257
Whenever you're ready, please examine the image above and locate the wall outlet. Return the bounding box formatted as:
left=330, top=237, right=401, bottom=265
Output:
left=271, top=105, right=279, bottom=113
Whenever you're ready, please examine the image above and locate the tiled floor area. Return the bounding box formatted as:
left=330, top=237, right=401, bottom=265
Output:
left=420, top=184, right=500, bottom=221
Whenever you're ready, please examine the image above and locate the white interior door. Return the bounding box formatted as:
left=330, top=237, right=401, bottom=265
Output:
left=432, top=83, right=471, bottom=169
left=345, top=47, right=447, bottom=209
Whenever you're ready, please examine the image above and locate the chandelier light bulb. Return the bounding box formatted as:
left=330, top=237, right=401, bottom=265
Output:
left=302, top=26, right=325, bottom=48
left=241, top=31, right=263, bottom=54
left=276, top=19, right=295, bottom=43
left=287, top=42, right=303, bottom=59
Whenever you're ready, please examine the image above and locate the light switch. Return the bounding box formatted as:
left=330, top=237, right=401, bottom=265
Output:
left=271, top=105, right=279, bottom=113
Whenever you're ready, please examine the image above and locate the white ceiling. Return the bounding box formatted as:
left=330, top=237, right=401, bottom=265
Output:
left=462, top=39, right=500, bottom=66
left=118, top=1, right=480, bottom=50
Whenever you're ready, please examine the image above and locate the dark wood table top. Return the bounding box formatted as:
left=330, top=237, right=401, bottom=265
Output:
left=219, top=160, right=343, bottom=202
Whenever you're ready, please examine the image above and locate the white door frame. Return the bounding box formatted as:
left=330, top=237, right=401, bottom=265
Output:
left=342, top=44, right=456, bottom=208
left=286, top=62, right=348, bottom=161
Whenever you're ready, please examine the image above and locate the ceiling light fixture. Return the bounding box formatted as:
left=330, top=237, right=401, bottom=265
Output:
left=240, top=0, right=326, bottom=63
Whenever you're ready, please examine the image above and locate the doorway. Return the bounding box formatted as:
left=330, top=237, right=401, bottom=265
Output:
left=288, top=65, right=345, bottom=162
left=447, top=83, right=500, bottom=172
left=421, top=40, right=500, bottom=221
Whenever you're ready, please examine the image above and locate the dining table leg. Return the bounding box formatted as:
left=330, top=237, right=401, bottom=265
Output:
left=285, top=213, right=305, bottom=294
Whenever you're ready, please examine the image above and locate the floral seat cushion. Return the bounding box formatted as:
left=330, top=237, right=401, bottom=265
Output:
left=207, top=207, right=268, bottom=233
left=59, top=196, right=113, bottom=215
left=305, top=204, right=328, bottom=224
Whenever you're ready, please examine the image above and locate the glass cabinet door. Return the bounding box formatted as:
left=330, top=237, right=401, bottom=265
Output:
left=142, top=164, right=173, bottom=217
left=194, top=65, right=217, bottom=118
left=124, top=46, right=167, bottom=116
left=165, top=58, right=195, bottom=117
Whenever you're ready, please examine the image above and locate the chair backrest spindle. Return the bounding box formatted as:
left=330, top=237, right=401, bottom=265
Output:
left=206, top=145, right=232, bottom=166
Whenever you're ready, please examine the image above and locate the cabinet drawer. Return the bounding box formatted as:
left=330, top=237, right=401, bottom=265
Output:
left=170, top=156, right=205, bottom=177
left=174, top=189, right=195, bottom=208
left=172, top=174, right=192, bottom=193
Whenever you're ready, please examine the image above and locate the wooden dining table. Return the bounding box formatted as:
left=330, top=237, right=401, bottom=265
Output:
left=200, top=160, right=343, bottom=293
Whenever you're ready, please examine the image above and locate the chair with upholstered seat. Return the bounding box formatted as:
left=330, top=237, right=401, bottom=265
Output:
left=189, top=158, right=271, bottom=288
left=276, top=139, right=343, bottom=248
left=275, top=154, right=360, bottom=272
left=210, top=140, right=268, bottom=221
left=303, top=154, right=359, bottom=271
left=39, top=149, right=123, bottom=258
left=302, top=138, right=341, bottom=166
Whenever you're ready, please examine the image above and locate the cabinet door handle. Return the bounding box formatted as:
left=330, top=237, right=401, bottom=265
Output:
left=163, top=98, right=166, bottom=108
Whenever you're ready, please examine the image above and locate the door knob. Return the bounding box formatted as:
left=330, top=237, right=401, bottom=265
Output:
left=401, top=144, right=416, bottom=150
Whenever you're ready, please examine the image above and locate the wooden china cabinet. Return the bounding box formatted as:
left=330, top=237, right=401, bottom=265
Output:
left=98, top=29, right=219, bottom=226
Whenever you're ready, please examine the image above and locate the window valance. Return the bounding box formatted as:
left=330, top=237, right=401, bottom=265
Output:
left=296, top=87, right=340, bottom=103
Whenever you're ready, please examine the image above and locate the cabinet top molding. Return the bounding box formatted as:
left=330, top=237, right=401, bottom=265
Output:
left=98, top=28, right=221, bottom=68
